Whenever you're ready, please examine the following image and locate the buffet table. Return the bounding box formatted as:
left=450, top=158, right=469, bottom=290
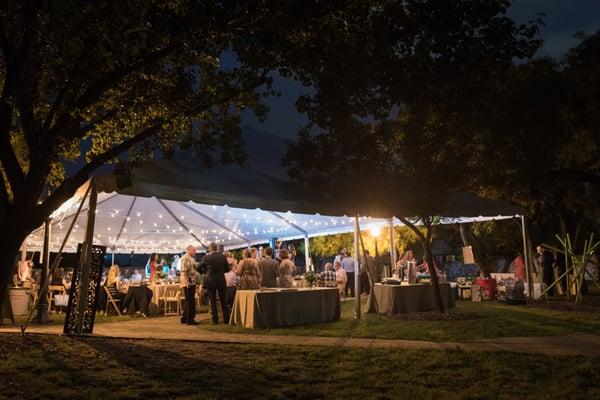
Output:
left=230, top=288, right=340, bottom=329
left=372, top=283, right=455, bottom=314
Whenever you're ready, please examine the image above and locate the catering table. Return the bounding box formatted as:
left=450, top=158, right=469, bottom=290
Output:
left=230, top=288, right=340, bottom=329
left=372, top=283, right=455, bottom=314
left=122, top=285, right=153, bottom=315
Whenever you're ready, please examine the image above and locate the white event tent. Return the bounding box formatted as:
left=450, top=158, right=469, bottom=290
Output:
left=23, top=150, right=526, bottom=274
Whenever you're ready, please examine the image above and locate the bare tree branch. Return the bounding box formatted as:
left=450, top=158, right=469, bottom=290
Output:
left=36, top=121, right=163, bottom=224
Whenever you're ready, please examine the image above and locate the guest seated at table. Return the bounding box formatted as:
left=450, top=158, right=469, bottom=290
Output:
left=167, top=267, right=178, bottom=282
left=278, top=249, right=295, bottom=288
left=335, top=261, right=348, bottom=296
left=99, top=264, right=125, bottom=313
left=225, top=264, right=239, bottom=309
left=320, top=263, right=337, bottom=288
left=130, top=269, right=143, bottom=285
left=50, top=267, right=65, bottom=287
left=237, top=248, right=261, bottom=290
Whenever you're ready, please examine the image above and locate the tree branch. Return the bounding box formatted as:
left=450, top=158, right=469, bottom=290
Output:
left=48, top=41, right=182, bottom=139
left=36, top=122, right=163, bottom=224
left=0, top=101, right=25, bottom=191
left=549, top=168, right=600, bottom=186
left=0, top=163, right=9, bottom=205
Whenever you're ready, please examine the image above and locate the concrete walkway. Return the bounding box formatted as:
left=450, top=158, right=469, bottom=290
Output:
left=2, top=316, right=599, bottom=357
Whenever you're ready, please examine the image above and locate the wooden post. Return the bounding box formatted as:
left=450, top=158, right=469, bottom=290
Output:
left=353, top=216, right=361, bottom=319
left=521, top=215, right=533, bottom=302
left=304, top=235, right=311, bottom=272
left=388, top=218, right=395, bottom=277
left=76, top=179, right=97, bottom=335
left=36, top=219, right=52, bottom=323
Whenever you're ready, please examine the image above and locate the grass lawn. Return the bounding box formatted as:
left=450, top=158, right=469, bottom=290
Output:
left=201, top=297, right=600, bottom=342
left=0, top=334, right=598, bottom=400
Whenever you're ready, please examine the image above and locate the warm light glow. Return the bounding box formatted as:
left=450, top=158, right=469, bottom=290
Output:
left=370, top=226, right=380, bottom=237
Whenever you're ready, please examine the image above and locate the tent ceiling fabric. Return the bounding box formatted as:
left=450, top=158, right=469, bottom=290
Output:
left=25, top=191, right=520, bottom=254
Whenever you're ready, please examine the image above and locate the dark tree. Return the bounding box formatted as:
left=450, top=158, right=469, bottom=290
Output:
left=284, top=1, right=542, bottom=312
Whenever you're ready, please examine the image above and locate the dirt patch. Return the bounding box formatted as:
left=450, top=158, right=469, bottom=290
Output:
left=386, top=311, right=486, bottom=321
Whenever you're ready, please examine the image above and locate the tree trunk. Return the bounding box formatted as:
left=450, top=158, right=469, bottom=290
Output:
left=397, top=216, right=445, bottom=313
left=0, top=225, right=28, bottom=316
left=421, top=226, right=445, bottom=313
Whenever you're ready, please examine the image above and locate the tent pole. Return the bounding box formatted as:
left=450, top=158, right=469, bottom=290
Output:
left=36, top=218, right=53, bottom=323
left=388, top=218, right=395, bottom=277
left=353, top=216, right=361, bottom=319
left=111, top=247, right=115, bottom=265
left=520, top=215, right=533, bottom=303
left=304, top=235, right=311, bottom=272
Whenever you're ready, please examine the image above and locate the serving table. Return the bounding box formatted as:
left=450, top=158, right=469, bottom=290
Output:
left=372, top=283, right=455, bottom=314
left=230, top=287, right=340, bottom=329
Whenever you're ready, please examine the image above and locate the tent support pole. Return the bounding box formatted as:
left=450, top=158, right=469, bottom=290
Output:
left=268, top=211, right=308, bottom=236
left=388, top=218, right=395, bottom=277
left=520, top=215, right=533, bottom=303
left=179, top=202, right=251, bottom=244
left=304, top=235, right=311, bottom=272
left=113, top=196, right=137, bottom=250
left=353, top=216, right=361, bottom=319
left=156, top=199, right=208, bottom=250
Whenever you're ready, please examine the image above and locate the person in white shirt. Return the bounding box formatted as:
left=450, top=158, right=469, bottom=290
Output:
left=130, top=269, right=142, bottom=284
left=340, top=251, right=356, bottom=297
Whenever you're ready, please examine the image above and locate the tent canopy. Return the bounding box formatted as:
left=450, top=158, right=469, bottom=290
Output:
left=24, top=152, right=523, bottom=254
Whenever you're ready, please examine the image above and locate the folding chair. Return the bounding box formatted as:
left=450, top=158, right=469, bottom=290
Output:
left=162, top=285, right=182, bottom=316
left=48, top=285, right=66, bottom=312
left=104, top=286, right=122, bottom=316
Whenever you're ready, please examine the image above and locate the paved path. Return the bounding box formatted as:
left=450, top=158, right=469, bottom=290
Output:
left=2, top=316, right=599, bottom=357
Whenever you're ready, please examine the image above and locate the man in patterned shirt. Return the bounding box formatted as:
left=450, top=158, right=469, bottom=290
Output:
left=180, top=245, right=199, bottom=325
left=319, top=263, right=337, bottom=288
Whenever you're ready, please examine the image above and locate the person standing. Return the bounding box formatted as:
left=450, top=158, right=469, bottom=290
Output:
left=335, top=261, right=348, bottom=296
left=200, top=242, right=231, bottom=325
left=180, top=245, right=199, bottom=325
left=147, top=253, right=158, bottom=283
left=360, top=250, right=375, bottom=294
left=341, top=250, right=355, bottom=297
left=237, top=248, right=261, bottom=290
left=513, top=252, right=526, bottom=280
left=535, top=245, right=555, bottom=296
left=258, top=247, right=279, bottom=287
left=224, top=263, right=239, bottom=311
left=278, top=249, right=295, bottom=288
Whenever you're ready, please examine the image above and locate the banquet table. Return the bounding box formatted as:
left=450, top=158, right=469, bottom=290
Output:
left=122, top=285, right=153, bottom=315
left=230, top=288, right=340, bottom=329
left=372, top=283, right=455, bottom=314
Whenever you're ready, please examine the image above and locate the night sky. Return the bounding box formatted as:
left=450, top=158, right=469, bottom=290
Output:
left=244, top=0, right=600, bottom=141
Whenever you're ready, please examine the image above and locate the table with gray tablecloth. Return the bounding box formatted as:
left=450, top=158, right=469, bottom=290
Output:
left=230, top=288, right=340, bottom=329
left=372, top=283, right=455, bottom=314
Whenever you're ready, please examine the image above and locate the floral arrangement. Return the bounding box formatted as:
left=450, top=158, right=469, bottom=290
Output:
left=154, top=271, right=167, bottom=283
left=304, top=271, right=318, bottom=287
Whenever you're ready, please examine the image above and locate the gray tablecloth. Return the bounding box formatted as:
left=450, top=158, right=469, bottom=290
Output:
left=230, top=288, right=340, bottom=329
left=372, top=283, right=455, bottom=314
